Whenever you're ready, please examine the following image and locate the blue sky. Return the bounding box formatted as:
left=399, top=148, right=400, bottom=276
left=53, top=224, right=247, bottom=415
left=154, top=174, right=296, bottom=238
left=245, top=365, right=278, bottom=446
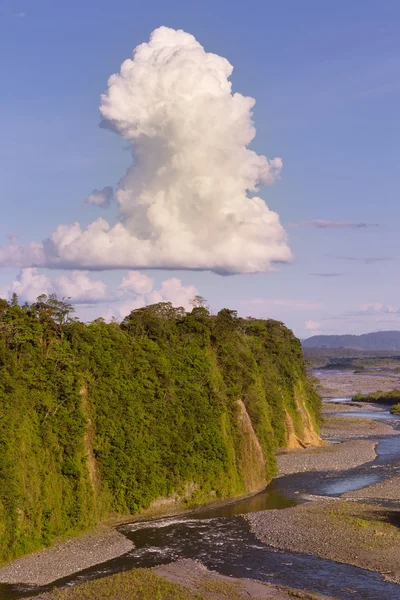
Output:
left=1, top=0, right=399, bottom=337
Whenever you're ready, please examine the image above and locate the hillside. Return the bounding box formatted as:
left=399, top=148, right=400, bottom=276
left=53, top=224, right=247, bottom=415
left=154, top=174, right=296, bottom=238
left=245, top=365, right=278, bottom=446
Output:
left=302, top=330, right=400, bottom=351
left=0, top=296, right=321, bottom=564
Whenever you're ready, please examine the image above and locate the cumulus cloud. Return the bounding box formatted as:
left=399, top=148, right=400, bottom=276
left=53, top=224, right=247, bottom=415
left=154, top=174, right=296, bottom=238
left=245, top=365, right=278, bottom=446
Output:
left=1, top=269, right=108, bottom=304
left=0, top=27, right=290, bottom=275
left=300, top=220, right=379, bottom=229
left=84, top=186, right=113, bottom=208
left=2, top=268, right=53, bottom=303
left=104, top=274, right=198, bottom=321
left=54, top=271, right=108, bottom=303
left=119, top=271, right=154, bottom=295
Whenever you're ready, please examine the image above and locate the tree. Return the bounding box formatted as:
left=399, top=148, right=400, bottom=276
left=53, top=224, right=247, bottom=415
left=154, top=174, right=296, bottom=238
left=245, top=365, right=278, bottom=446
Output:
left=33, top=294, right=75, bottom=339
left=10, top=292, right=18, bottom=307
left=190, top=295, right=209, bottom=310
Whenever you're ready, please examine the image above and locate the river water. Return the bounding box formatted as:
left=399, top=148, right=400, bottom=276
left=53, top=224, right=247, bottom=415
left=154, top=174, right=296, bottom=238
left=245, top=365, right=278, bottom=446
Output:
left=2, top=396, right=400, bottom=600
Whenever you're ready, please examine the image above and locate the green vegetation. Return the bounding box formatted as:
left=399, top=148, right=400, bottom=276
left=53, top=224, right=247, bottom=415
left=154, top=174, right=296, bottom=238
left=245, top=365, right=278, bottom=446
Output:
left=0, top=294, right=320, bottom=564
left=391, top=403, right=400, bottom=415
left=352, top=390, right=400, bottom=404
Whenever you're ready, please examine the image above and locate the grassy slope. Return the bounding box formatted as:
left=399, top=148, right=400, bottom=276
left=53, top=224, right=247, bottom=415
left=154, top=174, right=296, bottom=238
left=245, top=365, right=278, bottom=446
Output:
left=0, top=302, right=321, bottom=563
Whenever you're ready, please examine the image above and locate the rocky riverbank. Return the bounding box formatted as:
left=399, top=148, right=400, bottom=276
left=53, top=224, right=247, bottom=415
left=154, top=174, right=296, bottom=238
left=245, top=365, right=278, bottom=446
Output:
left=277, top=439, right=377, bottom=475
left=344, top=476, right=400, bottom=503
left=246, top=500, right=400, bottom=584
left=0, top=527, right=133, bottom=586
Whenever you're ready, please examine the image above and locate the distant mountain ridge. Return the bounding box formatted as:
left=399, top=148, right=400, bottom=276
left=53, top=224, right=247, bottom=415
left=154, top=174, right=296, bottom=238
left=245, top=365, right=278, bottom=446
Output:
left=302, top=330, right=400, bottom=351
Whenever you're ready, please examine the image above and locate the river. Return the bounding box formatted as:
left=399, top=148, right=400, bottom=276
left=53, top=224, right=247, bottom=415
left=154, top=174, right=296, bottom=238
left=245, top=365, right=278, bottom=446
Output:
left=2, top=395, right=400, bottom=600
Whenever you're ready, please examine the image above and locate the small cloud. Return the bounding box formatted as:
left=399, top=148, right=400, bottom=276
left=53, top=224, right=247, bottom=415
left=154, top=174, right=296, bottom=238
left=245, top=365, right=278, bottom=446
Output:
left=300, top=220, right=379, bottom=229
left=331, top=256, right=395, bottom=264
left=310, top=272, right=343, bottom=277
left=14, top=12, right=26, bottom=18
left=305, top=319, right=321, bottom=336
left=305, top=319, right=321, bottom=329
left=84, top=186, right=113, bottom=208
left=120, top=271, right=154, bottom=295
left=241, top=298, right=321, bottom=310
left=349, top=303, right=400, bottom=317
left=322, top=303, right=400, bottom=324
left=363, top=257, right=395, bottom=264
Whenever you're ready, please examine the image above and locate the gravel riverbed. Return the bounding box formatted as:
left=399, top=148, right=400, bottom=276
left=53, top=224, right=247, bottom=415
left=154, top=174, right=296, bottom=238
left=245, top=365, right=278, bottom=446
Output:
left=0, top=527, right=134, bottom=586
left=343, top=476, right=400, bottom=502
left=245, top=500, right=400, bottom=584
left=277, top=439, right=377, bottom=475
left=317, top=371, right=400, bottom=398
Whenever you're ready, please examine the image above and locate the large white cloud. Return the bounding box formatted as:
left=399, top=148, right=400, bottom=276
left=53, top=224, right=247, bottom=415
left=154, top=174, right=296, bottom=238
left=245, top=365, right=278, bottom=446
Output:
left=0, top=27, right=291, bottom=275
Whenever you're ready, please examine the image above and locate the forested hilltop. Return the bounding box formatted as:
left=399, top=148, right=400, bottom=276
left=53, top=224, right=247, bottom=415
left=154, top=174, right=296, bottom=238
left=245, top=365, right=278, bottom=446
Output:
left=0, top=294, right=321, bottom=564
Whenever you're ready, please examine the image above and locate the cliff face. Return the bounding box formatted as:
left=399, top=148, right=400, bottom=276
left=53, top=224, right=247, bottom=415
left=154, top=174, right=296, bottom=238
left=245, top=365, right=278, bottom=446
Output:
left=0, top=302, right=321, bottom=563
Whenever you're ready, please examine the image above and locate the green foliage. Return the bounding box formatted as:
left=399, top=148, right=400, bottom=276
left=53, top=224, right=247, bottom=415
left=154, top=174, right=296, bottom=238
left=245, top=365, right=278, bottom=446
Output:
left=0, top=296, right=320, bottom=563
left=391, top=403, right=400, bottom=415
left=352, top=390, right=400, bottom=404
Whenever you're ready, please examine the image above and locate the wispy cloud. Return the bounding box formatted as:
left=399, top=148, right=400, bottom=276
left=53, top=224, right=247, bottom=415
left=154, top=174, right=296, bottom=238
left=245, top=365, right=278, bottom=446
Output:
left=348, top=303, right=400, bottom=317
left=14, top=12, right=26, bottom=18
left=299, top=220, right=379, bottom=229
left=330, top=256, right=395, bottom=264
left=241, top=298, right=322, bottom=310
left=310, top=272, right=343, bottom=277
left=321, top=303, right=400, bottom=325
